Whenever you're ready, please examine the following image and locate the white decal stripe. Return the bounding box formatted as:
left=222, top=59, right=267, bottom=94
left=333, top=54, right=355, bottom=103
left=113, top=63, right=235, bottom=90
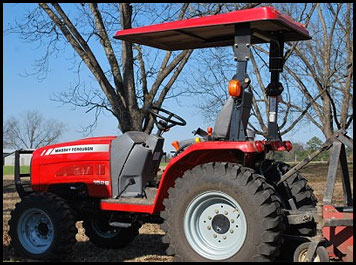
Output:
left=40, top=150, right=46, bottom=156
left=50, top=144, right=109, bottom=155
left=45, top=149, right=53, bottom=156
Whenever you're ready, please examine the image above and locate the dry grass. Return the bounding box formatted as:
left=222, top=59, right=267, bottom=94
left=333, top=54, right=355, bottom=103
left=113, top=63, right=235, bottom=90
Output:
left=295, top=162, right=353, bottom=205
left=3, top=162, right=353, bottom=262
left=3, top=174, right=172, bottom=262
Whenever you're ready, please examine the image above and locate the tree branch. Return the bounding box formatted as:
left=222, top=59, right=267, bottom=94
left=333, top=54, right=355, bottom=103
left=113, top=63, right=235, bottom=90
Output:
left=39, top=3, right=124, bottom=120
left=88, top=3, right=125, bottom=103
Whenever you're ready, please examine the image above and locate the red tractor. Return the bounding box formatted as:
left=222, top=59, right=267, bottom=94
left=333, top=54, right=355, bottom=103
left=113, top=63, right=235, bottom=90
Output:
left=8, top=6, right=352, bottom=262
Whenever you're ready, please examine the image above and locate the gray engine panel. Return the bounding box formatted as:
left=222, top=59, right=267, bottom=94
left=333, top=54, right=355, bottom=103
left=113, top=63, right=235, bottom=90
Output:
left=110, top=131, right=163, bottom=198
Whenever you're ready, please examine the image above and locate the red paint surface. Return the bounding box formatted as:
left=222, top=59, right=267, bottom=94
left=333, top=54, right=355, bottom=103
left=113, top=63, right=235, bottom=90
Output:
left=31, top=136, right=115, bottom=198
left=322, top=205, right=353, bottom=262
left=32, top=137, right=291, bottom=214
left=115, top=6, right=309, bottom=39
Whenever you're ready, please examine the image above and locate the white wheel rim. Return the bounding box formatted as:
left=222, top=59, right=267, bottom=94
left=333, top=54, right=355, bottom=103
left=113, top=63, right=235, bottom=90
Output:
left=184, top=190, right=247, bottom=260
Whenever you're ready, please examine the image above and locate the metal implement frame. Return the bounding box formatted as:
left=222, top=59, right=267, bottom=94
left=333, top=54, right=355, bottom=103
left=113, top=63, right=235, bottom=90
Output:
left=277, top=129, right=353, bottom=208
left=278, top=129, right=353, bottom=261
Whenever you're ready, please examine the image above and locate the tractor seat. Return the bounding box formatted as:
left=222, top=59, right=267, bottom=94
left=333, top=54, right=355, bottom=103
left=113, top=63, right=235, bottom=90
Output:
left=172, top=97, right=235, bottom=154
left=212, top=96, right=234, bottom=140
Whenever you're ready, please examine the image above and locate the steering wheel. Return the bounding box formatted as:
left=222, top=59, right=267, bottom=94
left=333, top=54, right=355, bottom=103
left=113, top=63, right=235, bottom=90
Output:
left=147, top=106, right=186, bottom=131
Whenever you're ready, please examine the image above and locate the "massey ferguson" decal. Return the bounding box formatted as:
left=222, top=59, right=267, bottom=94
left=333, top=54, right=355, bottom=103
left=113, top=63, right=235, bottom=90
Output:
left=41, top=144, right=109, bottom=156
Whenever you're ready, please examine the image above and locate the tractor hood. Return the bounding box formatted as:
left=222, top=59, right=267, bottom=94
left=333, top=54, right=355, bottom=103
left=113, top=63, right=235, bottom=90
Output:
left=32, top=136, right=116, bottom=165
left=30, top=136, right=117, bottom=197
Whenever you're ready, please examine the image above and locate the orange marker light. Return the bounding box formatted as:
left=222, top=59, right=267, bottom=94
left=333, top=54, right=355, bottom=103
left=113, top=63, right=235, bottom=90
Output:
left=171, top=141, right=180, bottom=151
left=207, top=127, right=213, bottom=136
left=228, top=80, right=242, bottom=97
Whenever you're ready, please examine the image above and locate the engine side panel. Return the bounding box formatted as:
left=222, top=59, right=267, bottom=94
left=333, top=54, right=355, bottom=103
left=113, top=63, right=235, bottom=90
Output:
left=111, top=132, right=164, bottom=197
left=110, top=134, right=137, bottom=198
left=31, top=137, right=114, bottom=198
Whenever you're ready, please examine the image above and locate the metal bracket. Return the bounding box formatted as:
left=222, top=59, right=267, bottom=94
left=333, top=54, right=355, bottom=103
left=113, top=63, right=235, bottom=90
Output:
left=233, top=23, right=251, bottom=62
left=232, top=23, right=251, bottom=83
left=286, top=209, right=317, bottom=225
left=305, top=241, right=319, bottom=262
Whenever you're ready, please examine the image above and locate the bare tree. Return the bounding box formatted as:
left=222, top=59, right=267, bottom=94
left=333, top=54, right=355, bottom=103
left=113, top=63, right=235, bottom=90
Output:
left=40, top=3, right=195, bottom=134
left=3, top=110, right=64, bottom=149
left=5, top=3, right=193, bottom=134
left=5, top=3, right=202, bottom=135
left=5, top=3, right=265, bottom=135
left=189, top=3, right=353, bottom=140
left=283, top=3, right=353, bottom=138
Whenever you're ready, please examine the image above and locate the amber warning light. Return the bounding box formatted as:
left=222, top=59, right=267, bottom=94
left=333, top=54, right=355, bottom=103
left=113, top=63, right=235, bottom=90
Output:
left=228, top=80, right=242, bottom=97
left=171, top=141, right=180, bottom=151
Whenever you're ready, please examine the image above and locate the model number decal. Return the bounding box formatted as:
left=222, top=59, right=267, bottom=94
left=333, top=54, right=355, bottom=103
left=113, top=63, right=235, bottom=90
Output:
left=41, top=144, right=109, bottom=155
left=93, top=180, right=109, bottom=186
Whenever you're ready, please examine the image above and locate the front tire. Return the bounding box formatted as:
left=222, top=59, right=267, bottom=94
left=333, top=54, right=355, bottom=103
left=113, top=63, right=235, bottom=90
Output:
left=160, top=162, right=285, bottom=262
left=83, top=216, right=141, bottom=249
left=9, top=192, right=76, bottom=261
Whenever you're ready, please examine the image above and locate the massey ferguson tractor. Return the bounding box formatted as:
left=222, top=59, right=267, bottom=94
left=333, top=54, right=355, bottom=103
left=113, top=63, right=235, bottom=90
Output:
left=9, top=6, right=353, bottom=262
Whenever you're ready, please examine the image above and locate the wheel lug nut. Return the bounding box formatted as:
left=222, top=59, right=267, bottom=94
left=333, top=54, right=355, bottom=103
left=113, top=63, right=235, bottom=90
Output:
left=213, top=234, right=217, bottom=238
left=207, top=226, right=211, bottom=230
left=230, top=219, right=235, bottom=223
left=223, top=236, right=227, bottom=240
left=224, top=211, right=228, bottom=215
left=230, top=229, right=234, bottom=233
left=208, top=216, right=212, bottom=220
left=215, top=210, right=219, bottom=214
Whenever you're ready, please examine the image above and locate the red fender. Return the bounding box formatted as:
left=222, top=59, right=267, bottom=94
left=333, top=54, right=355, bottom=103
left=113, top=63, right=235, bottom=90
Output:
left=151, top=141, right=264, bottom=213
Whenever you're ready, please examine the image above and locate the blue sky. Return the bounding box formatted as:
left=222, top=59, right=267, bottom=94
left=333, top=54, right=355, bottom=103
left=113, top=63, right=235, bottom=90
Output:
left=3, top=3, right=335, bottom=153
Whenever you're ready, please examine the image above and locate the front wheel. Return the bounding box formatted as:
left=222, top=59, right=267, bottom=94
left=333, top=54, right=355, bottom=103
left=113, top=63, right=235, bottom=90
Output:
left=9, top=192, right=76, bottom=260
left=160, top=162, right=285, bottom=262
left=83, top=216, right=141, bottom=249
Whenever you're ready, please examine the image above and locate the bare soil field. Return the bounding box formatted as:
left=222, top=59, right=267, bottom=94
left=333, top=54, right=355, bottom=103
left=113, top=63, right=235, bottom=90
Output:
left=3, top=162, right=353, bottom=262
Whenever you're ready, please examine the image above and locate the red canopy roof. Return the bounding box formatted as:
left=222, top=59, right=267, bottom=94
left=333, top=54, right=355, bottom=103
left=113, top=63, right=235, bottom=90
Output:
left=114, top=6, right=311, bottom=51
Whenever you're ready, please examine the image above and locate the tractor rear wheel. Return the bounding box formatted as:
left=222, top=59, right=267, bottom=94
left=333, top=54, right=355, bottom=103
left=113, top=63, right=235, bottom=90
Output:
left=83, top=216, right=141, bottom=249
left=9, top=192, right=76, bottom=261
left=260, top=160, right=317, bottom=235
left=160, top=162, right=285, bottom=262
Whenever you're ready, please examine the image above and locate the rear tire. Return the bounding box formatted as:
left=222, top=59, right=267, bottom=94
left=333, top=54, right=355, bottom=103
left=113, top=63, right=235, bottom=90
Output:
left=160, top=162, right=285, bottom=261
left=9, top=192, right=76, bottom=261
left=83, top=216, right=141, bottom=249
left=261, top=160, right=317, bottom=235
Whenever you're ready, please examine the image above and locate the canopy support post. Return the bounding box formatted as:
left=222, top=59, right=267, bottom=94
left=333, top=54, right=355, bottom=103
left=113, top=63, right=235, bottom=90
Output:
left=229, top=23, right=253, bottom=141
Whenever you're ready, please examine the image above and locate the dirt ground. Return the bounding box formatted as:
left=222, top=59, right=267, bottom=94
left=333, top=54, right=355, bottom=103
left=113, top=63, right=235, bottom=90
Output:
left=3, top=162, right=353, bottom=262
